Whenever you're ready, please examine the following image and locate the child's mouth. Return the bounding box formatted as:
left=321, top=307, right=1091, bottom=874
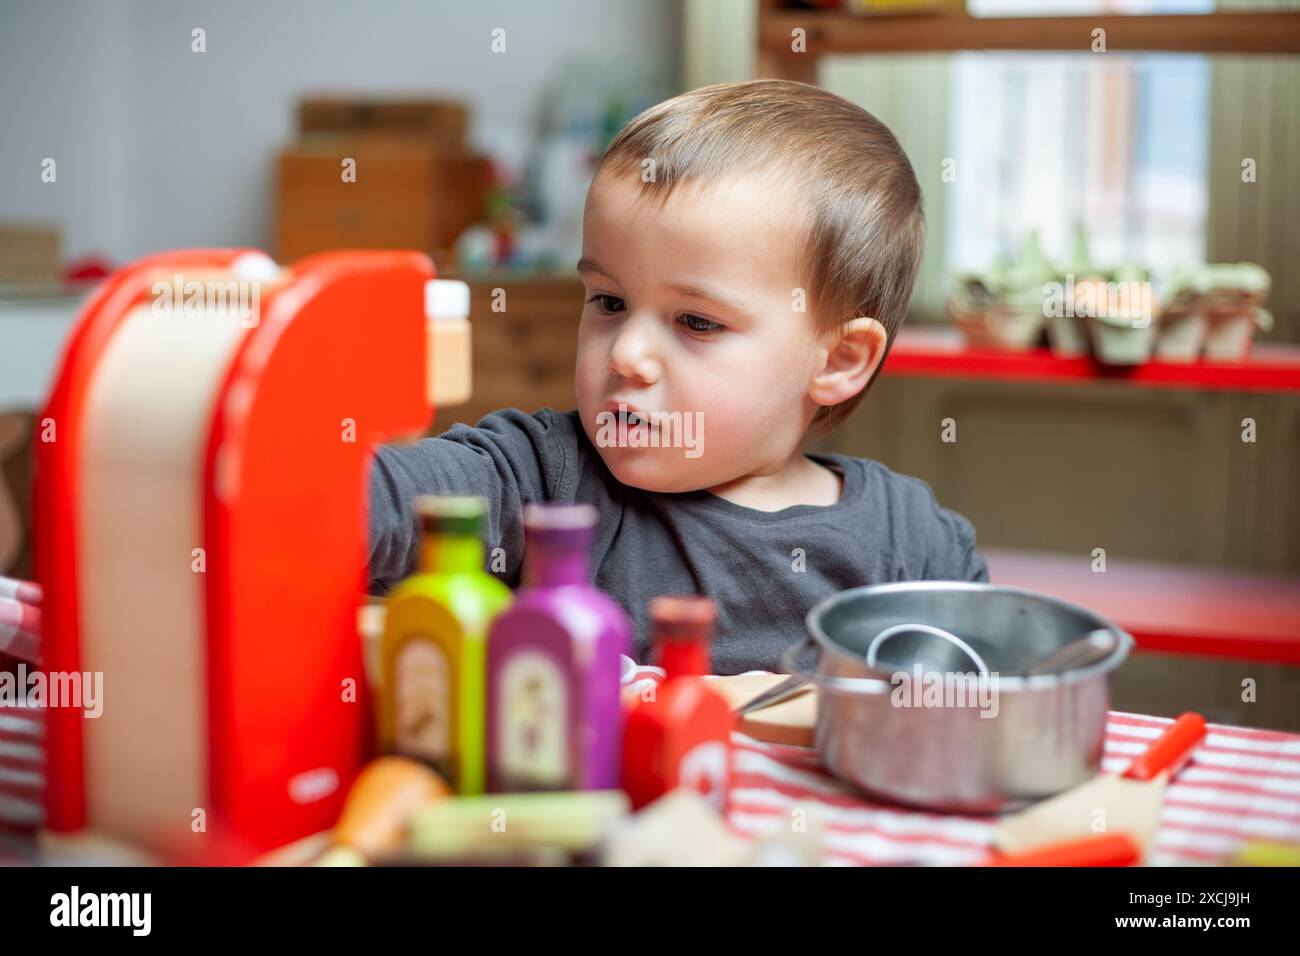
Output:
left=602, top=401, right=659, bottom=439
left=619, top=410, right=657, bottom=441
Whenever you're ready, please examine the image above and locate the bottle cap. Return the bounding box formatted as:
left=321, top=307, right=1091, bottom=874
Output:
left=231, top=252, right=281, bottom=281
left=649, top=595, right=716, bottom=643
left=523, top=502, right=598, bottom=531
left=416, top=495, right=486, bottom=536
left=425, top=279, right=471, bottom=322
left=523, top=502, right=597, bottom=553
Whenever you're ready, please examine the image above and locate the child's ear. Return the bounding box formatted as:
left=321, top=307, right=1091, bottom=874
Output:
left=808, top=316, right=889, bottom=409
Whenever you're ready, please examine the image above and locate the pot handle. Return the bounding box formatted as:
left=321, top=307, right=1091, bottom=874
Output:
left=778, top=634, right=815, bottom=678
left=865, top=622, right=990, bottom=676
left=780, top=634, right=894, bottom=697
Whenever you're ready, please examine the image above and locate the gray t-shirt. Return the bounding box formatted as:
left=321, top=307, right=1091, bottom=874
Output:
left=368, top=407, right=988, bottom=675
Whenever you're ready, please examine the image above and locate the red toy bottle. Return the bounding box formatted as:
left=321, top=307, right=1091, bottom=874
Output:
left=622, top=596, right=733, bottom=814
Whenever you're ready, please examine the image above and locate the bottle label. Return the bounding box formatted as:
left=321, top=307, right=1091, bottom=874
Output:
left=498, top=650, right=569, bottom=789
left=394, top=638, right=452, bottom=767
left=678, top=741, right=728, bottom=812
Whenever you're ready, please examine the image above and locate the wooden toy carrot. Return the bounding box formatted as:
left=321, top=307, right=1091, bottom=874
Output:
left=987, top=833, right=1142, bottom=867
left=315, top=757, right=452, bottom=866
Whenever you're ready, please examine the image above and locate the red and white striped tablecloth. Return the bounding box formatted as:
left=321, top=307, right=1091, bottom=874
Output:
left=724, top=711, right=1300, bottom=866
left=616, top=667, right=1300, bottom=866
left=0, top=580, right=44, bottom=865
left=0, top=697, right=43, bottom=866
left=6, top=672, right=1298, bottom=866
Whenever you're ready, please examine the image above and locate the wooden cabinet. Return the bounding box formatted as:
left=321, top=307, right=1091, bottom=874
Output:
left=275, top=94, right=489, bottom=267
left=276, top=141, right=488, bottom=265
left=834, top=373, right=1300, bottom=575
left=430, top=275, right=585, bottom=433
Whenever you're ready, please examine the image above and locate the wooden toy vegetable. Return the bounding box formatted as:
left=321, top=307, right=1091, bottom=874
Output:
left=315, top=756, right=451, bottom=866
left=987, top=832, right=1141, bottom=867
left=406, top=790, right=629, bottom=859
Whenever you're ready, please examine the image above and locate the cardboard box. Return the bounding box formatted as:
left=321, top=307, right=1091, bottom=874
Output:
left=0, top=223, right=60, bottom=284
left=298, top=96, right=468, bottom=150
left=275, top=139, right=488, bottom=264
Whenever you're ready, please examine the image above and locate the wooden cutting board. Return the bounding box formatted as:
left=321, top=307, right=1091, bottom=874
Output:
left=708, top=674, right=817, bottom=747
left=994, top=712, right=1206, bottom=859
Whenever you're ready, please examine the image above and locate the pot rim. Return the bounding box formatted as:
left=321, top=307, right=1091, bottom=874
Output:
left=803, top=581, right=1134, bottom=693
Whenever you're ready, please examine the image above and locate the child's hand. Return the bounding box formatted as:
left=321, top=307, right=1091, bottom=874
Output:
left=0, top=575, right=41, bottom=666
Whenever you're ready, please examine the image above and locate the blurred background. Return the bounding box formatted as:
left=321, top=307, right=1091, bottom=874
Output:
left=1, top=0, right=1298, bottom=724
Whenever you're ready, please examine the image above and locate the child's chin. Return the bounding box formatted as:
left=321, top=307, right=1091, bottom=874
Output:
left=598, top=447, right=703, bottom=494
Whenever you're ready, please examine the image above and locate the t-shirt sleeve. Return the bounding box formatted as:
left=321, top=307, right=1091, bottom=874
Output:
left=926, top=502, right=989, bottom=583
left=366, top=408, right=576, bottom=594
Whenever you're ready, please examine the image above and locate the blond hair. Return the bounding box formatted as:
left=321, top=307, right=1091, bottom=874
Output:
left=594, top=79, right=925, bottom=428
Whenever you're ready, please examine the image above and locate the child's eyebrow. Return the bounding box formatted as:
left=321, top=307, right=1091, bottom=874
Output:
left=670, top=282, right=752, bottom=315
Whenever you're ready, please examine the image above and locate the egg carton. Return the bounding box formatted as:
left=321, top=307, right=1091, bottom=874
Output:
left=1154, top=263, right=1272, bottom=363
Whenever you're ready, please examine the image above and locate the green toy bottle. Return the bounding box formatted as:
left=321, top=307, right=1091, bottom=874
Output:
left=377, top=495, right=511, bottom=794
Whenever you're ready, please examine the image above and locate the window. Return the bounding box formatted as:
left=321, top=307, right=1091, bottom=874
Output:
left=946, top=51, right=1210, bottom=278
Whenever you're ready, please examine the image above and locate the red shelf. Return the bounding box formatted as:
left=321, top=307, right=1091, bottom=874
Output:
left=985, top=548, right=1300, bottom=666
left=888, top=327, right=1300, bottom=393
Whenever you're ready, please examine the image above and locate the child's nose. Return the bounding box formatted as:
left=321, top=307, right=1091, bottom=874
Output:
left=607, top=315, right=662, bottom=385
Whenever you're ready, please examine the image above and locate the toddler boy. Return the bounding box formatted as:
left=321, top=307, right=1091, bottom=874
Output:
left=369, top=79, right=987, bottom=674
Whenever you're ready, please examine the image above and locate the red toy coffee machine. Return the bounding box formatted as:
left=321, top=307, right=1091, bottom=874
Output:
left=33, top=249, right=470, bottom=862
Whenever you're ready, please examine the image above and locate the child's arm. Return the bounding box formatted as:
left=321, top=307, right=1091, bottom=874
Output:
left=928, top=505, right=989, bottom=583
left=367, top=408, right=573, bottom=594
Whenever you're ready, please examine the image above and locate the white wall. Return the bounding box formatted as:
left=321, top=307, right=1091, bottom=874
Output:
left=0, top=0, right=682, bottom=263
left=683, top=0, right=755, bottom=89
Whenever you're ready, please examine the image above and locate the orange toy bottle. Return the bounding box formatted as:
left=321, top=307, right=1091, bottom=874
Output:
left=622, top=596, right=733, bottom=813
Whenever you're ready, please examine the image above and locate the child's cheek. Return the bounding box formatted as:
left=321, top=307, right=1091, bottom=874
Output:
left=573, top=337, right=605, bottom=403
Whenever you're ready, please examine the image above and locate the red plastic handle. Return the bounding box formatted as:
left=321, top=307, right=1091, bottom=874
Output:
left=1123, top=712, right=1207, bottom=782
left=987, top=833, right=1141, bottom=868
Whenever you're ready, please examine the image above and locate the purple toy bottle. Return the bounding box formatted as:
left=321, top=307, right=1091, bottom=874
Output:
left=486, top=503, right=631, bottom=792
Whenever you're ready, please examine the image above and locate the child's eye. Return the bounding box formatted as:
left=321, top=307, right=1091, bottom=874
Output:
left=587, top=294, right=626, bottom=314
left=679, top=313, right=724, bottom=335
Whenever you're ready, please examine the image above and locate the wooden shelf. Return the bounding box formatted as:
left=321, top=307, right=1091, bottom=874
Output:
left=887, top=326, right=1300, bottom=393
left=758, top=5, right=1300, bottom=63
